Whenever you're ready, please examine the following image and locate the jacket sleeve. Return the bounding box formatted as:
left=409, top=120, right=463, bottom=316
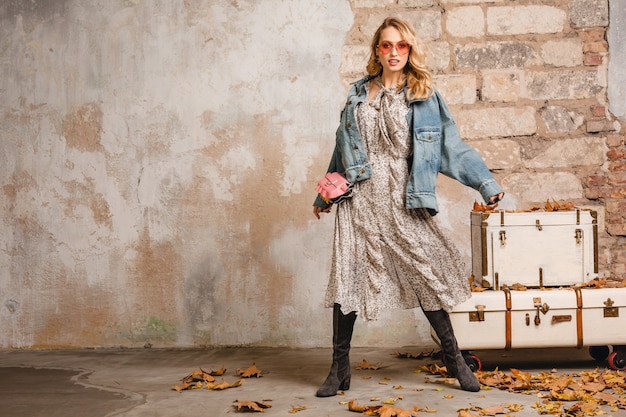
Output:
left=436, top=92, right=503, bottom=202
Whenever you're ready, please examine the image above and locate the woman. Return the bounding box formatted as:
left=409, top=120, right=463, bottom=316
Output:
left=312, top=17, right=504, bottom=397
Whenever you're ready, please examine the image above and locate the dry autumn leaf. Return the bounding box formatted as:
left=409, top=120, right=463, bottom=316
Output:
left=476, top=404, right=507, bottom=415
left=210, top=366, right=227, bottom=376
left=356, top=359, right=383, bottom=370
left=234, top=400, right=272, bottom=412
left=376, top=405, right=414, bottom=417
left=207, top=378, right=243, bottom=390
left=458, top=409, right=480, bottom=417
left=172, top=368, right=218, bottom=391
left=347, top=399, right=381, bottom=413
left=394, top=350, right=434, bottom=360
left=288, top=405, right=307, bottom=413
left=236, top=363, right=264, bottom=378
left=472, top=201, right=499, bottom=213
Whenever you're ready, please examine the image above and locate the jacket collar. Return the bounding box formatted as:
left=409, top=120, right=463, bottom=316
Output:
left=352, top=74, right=433, bottom=104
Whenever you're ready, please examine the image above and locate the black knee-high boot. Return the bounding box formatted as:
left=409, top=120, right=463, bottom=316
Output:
left=316, top=304, right=357, bottom=397
left=423, top=309, right=480, bottom=392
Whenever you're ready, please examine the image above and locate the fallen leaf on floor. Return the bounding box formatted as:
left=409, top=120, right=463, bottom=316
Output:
left=472, top=404, right=507, bottom=415
left=234, top=400, right=272, bottom=412
left=394, top=350, right=434, bottom=360
left=421, top=363, right=448, bottom=376
left=376, top=405, right=414, bottom=417
left=236, top=363, right=264, bottom=378
left=356, top=359, right=382, bottom=370
left=207, top=378, right=243, bottom=390
left=210, top=366, right=227, bottom=376
left=172, top=368, right=217, bottom=391
left=347, top=399, right=381, bottom=413
left=382, top=396, right=402, bottom=405
left=288, top=404, right=307, bottom=413
left=458, top=409, right=480, bottom=417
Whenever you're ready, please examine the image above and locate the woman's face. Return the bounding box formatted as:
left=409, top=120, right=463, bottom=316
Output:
left=375, top=26, right=410, bottom=76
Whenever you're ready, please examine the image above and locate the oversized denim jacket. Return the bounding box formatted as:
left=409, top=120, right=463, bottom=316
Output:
left=314, top=75, right=503, bottom=214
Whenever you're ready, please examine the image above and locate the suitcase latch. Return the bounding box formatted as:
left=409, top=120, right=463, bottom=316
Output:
left=575, top=229, right=582, bottom=244
left=499, top=230, right=506, bottom=247
left=469, top=305, right=486, bottom=322
left=604, top=298, right=619, bottom=318
left=532, top=297, right=550, bottom=325
left=535, top=219, right=542, bottom=231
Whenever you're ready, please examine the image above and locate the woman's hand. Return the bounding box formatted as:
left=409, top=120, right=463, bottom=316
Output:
left=489, top=192, right=505, bottom=205
left=313, top=205, right=332, bottom=219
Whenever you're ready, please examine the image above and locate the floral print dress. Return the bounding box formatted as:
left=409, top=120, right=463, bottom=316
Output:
left=325, top=79, right=471, bottom=320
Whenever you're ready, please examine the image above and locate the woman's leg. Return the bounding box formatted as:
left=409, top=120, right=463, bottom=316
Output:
left=422, top=309, right=480, bottom=392
left=316, top=304, right=357, bottom=397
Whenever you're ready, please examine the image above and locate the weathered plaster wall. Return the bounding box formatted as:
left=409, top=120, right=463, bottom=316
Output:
left=0, top=0, right=623, bottom=349
left=0, top=0, right=358, bottom=348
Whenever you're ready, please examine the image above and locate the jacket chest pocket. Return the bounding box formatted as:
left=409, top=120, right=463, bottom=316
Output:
left=414, top=127, right=442, bottom=164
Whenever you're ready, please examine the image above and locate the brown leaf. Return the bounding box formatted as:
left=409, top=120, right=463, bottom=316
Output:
left=236, top=363, right=264, bottom=378
left=347, top=399, right=381, bottom=413
left=582, top=381, right=606, bottom=393
left=207, top=378, right=243, bottom=390
left=235, top=400, right=272, bottom=412
left=394, top=350, right=434, bottom=359
left=472, top=201, right=499, bottom=212
left=458, top=409, right=481, bottom=417
left=544, top=375, right=572, bottom=391
left=181, top=368, right=215, bottom=384
left=288, top=405, right=307, bottom=413
left=477, top=404, right=507, bottom=415
left=377, top=405, right=414, bottom=417
left=356, top=359, right=382, bottom=370
left=595, top=391, right=621, bottom=404
left=210, top=366, right=227, bottom=376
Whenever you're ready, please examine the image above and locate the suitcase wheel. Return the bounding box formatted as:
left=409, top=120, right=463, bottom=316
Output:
left=608, top=351, right=626, bottom=371
left=440, top=351, right=483, bottom=372
left=589, top=345, right=610, bottom=361
left=464, top=353, right=482, bottom=372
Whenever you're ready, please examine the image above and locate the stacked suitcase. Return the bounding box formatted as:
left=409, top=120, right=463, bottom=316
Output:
left=431, top=208, right=626, bottom=371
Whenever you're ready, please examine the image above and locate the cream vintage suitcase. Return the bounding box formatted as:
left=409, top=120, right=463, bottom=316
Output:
left=433, top=287, right=626, bottom=371
left=471, top=209, right=598, bottom=289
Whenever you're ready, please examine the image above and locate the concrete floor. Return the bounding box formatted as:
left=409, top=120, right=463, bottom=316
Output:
left=0, top=346, right=625, bottom=417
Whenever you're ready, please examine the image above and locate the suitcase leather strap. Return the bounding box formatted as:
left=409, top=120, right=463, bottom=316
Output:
left=503, top=288, right=512, bottom=350
left=575, top=288, right=583, bottom=348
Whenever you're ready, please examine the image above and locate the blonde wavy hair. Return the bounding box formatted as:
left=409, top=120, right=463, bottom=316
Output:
left=366, top=17, right=433, bottom=100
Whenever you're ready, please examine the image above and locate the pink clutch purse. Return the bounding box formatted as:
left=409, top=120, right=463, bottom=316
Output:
left=316, top=172, right=353, bottom=204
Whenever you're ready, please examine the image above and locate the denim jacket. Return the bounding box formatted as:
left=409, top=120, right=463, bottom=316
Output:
left=314, top=75, right=503, bottom=214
